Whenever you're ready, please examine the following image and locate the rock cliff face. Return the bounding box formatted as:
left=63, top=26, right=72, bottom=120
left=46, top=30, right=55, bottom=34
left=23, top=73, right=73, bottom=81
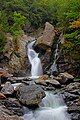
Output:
left=0, top=22, right=56, bottom=75
left=36, top=22, right=55, bottom=46
left=1, top=33, right=33, bottom=76
left=0, top=22, right=79, bottom=77
left=35, top=22, right=56, bottom=71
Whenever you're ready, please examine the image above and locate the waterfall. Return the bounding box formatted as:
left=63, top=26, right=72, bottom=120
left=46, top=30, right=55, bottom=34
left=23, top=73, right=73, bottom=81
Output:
left=27, top=40, right=43, bottom=78
left=23, top=40, right=71, bottom=120
left=23, top=92, right=71, bottom=120
left=50, top=43, right=59, bottom=75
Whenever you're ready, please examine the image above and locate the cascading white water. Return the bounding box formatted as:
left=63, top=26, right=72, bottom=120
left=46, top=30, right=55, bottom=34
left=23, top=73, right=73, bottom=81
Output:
left=27, top=40, right=43, bottom=78
left=23, top=92, right=71, bottom=120
left=50, top=43, right=59, bottom=74
left=23, top=41, right=71, bottom=120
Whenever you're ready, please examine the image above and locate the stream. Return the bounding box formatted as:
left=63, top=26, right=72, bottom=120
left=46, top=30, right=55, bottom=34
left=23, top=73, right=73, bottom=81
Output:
left=23, top=91, right=71, bottom=120
left=22, top=40, right=71, bottom=120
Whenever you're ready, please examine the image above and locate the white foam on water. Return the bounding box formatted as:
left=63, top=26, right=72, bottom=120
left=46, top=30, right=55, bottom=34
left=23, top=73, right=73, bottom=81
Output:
left=23, top=92, right=71, bottom=120
left=27, top=40, right=43, bottom=77
left=25, top=41, right=71, bottom=120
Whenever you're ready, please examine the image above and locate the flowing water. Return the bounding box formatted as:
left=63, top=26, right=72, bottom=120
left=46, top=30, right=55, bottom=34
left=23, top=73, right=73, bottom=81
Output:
left=50, top=43, right=59, bottom=74
left=27, top=40, right=43, bottom=78
left=23, top=92, right=71, bottom=120
left=23, top=41, right=71, bottom=120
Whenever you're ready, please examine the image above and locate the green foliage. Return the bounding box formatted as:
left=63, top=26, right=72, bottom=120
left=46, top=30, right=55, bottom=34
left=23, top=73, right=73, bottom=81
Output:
left=0, top=0, right=80, bottom=28
left=56, top=0, right=80, bottom=27
left=0, top=11, right=9, bottom=32
left=10, top=12, right=26, bottom=37
left=0, top=0, right=80, bottom=62
left=0, top=30, right=6, bottom=52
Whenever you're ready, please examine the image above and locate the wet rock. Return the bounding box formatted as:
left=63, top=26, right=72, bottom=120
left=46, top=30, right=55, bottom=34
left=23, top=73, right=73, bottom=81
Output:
left=15, top=84, right=45, bottom=106
left=68, top=105, right=80, bottom=113
left=0, top=93, right=6, bottom=99
left=70, top=113, right=80, bottom=120
left=1, top=82, right=14, bottom=95
left=58, top=72, right=74, bottom=84
left=45, top=86, right=55, bottom=91
left=50, top=80, right=80, bottom=120
left=62, top=92, right=79, bottom=101
left=45, top=79, right=61, bottom=87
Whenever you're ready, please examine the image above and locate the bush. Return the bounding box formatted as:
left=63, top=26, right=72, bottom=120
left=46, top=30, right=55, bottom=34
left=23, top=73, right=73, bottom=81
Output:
left=0, top=30, right=6, bottom=52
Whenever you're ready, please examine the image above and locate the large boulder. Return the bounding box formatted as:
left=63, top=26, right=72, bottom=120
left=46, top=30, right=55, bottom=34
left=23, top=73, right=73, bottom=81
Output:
left=15, top=84, right=45, bottom=106
left=37, top=22, right=55, bottom=47
left=35, top=22, right=55, bottom=71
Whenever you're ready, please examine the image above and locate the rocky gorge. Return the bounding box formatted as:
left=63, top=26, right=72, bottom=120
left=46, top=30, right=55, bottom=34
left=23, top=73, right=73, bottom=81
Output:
left=0, top=22, right=80, bottom=120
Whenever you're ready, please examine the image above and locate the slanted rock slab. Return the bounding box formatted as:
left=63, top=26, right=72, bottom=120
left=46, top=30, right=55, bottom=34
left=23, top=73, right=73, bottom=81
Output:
left=58, top=72, right=74, bottom=84
left=45, top=79, right=61, bottom=87
left=37, top=22, right=55, bottom=46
